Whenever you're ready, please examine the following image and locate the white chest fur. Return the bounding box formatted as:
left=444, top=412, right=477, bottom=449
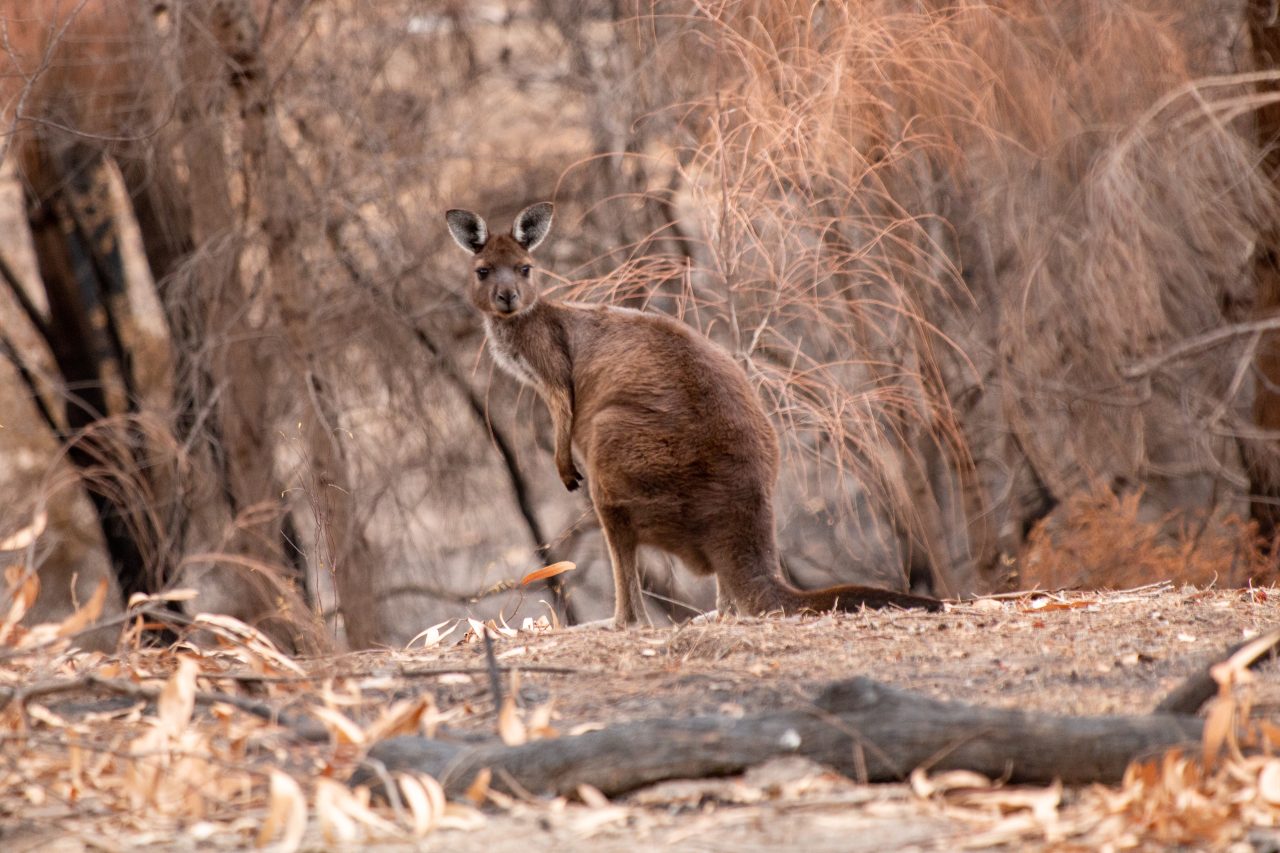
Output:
left=484, top=317, right=539, bottom=387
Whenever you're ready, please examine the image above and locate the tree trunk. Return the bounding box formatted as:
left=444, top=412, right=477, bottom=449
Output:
left=213, top=0, right=382, bottom=647
left=1247, top=2, right=1280, bottom=544
left=20, top=141, right=155, bottom=600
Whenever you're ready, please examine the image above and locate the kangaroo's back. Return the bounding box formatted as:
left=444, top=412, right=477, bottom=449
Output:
left=445, top=203, right=942, bottom=626
left=568, top=306, right=779, bottom=487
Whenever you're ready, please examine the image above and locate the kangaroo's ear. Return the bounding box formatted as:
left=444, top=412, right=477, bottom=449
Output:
left=446, top=209, right=488, bottom=254
left=512, top=202, right=554, bottom=252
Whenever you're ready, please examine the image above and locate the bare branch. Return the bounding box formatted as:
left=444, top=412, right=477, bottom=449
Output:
left=1122, top=317, right=1280, bottom=379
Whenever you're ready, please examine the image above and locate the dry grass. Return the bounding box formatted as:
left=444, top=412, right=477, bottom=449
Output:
left=1020, top=482, right=1276, bottom=591
left=591, top=1, right=1280, bottom=594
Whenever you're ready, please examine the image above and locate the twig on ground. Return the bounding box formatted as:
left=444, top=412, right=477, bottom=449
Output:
left=482, top=628, right=504, bottom=711
left=0, top=673, right=330, bottom=742
left=206, top=663, right=590, bottom=684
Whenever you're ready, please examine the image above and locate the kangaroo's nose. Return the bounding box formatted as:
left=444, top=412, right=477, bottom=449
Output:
left=494, top=289, right=518, bottom=313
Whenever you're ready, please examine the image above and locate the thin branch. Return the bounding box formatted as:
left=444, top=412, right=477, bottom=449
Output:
left=481, top=628, right=504, bottom=710
left=0, top=673, right=330, bottom=742
left=1122, top=316, right=1280, bottom=379
left=204, top=663, right=590, bottom=684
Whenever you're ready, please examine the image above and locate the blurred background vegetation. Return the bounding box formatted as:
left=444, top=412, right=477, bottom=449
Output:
left=1, top=0, right=1277, bottom=650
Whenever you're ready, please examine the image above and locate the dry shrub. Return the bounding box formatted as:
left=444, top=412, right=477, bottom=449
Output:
left=608, top=0, right=1277, bottom=595
left=1018, top=483, right=1274, bottom=590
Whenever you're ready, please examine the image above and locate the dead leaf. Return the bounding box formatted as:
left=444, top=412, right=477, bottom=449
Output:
left=528, top=701, right=557, bottom=739
left=1259, top=761, right=1280, bottom=806
left=520, top=561, right=576, bottom=586
left=315, top=779, right=397, bottom=841
left=364, top=695, right=437, bottom=744
left=438, top=803, right=486, bottom=831
left=396, top=773, right=442, bottom=837
left=190, top=613, right=305, bottom=675
left=0, top=510, right=47, bottom=551
left=310, top=706, right=366, bottom=745
left=157, top=655, right=200, bottom=738
left=438, top=673, right=473, bottom=686
left=577, top=784, right=609, bottom=808
left=472, top=617, right=518, bottom=639
left=56, top=579, right=109, bottom=638
left=464, top=768, right=492, bottom=805
left=1225, top=628, right=1280, bottom=675
left=397, top=775, right=431, bottom=837
left=404, top=620, right=458, bottom=650
left=498, top=696, right=526, bottom=746
left=26, top=703, right=74, bottom=730
left=0, top=566, right=39, bottom=644
left=911, top=767, right=993, bottom=798
left=315, top=778, right=358, bottom=843
left=540, top=600, right=562, bottom=631
left=125, top=656, right=204, bottom=812
left=952, top=780, right=1062, bottom=822
left=520, top=614, right=553, bottom=633
left=126, top=588, right=199, bottom=608
left=258, top=770, right=307, bottom=851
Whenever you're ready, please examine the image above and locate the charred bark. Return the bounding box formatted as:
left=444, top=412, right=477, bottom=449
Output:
left=20, top=142, right=157, bottom=601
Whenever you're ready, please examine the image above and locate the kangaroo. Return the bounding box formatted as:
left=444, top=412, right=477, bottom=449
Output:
left=446, top=203, right=943, bottom=627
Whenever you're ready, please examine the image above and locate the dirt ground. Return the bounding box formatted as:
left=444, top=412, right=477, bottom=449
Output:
left=407, top=583, right=1279, bottom=724
left=3, top=583, right=1279, bottom=851
left=358, top=584, right=1280, bottom=852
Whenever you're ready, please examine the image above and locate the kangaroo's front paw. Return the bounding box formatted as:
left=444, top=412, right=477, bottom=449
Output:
left=559, top=464, right=583, bottom=492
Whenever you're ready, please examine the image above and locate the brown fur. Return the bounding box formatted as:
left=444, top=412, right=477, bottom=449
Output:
left=446, top=203, right=943, bottom=626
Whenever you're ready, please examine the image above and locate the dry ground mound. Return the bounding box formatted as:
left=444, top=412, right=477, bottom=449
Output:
left=2, top=584, right=1279, bottom=851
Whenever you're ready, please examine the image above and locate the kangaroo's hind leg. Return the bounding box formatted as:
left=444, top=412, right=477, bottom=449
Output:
left=594, top=504, right=647, bottom=628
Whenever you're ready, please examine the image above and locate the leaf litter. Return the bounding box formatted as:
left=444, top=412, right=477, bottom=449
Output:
left=1, top=570, right=1278, bottom=850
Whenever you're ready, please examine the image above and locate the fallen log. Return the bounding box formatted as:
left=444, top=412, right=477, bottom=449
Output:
left=358, top=676, right=1201, bottom=798
left=1155, top=627, right=1280, bottom=715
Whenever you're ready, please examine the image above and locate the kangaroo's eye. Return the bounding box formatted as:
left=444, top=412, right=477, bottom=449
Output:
left=475, top=267, right=490, bottom=280
left=519, top=265, right=532, bottom=277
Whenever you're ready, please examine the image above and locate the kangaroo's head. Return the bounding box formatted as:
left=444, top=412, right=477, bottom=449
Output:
left=445, top=203, right=554, bottom=318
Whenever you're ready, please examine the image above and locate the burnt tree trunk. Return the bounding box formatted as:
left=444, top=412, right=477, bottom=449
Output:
left=15, top=138, right=178, bottom=606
